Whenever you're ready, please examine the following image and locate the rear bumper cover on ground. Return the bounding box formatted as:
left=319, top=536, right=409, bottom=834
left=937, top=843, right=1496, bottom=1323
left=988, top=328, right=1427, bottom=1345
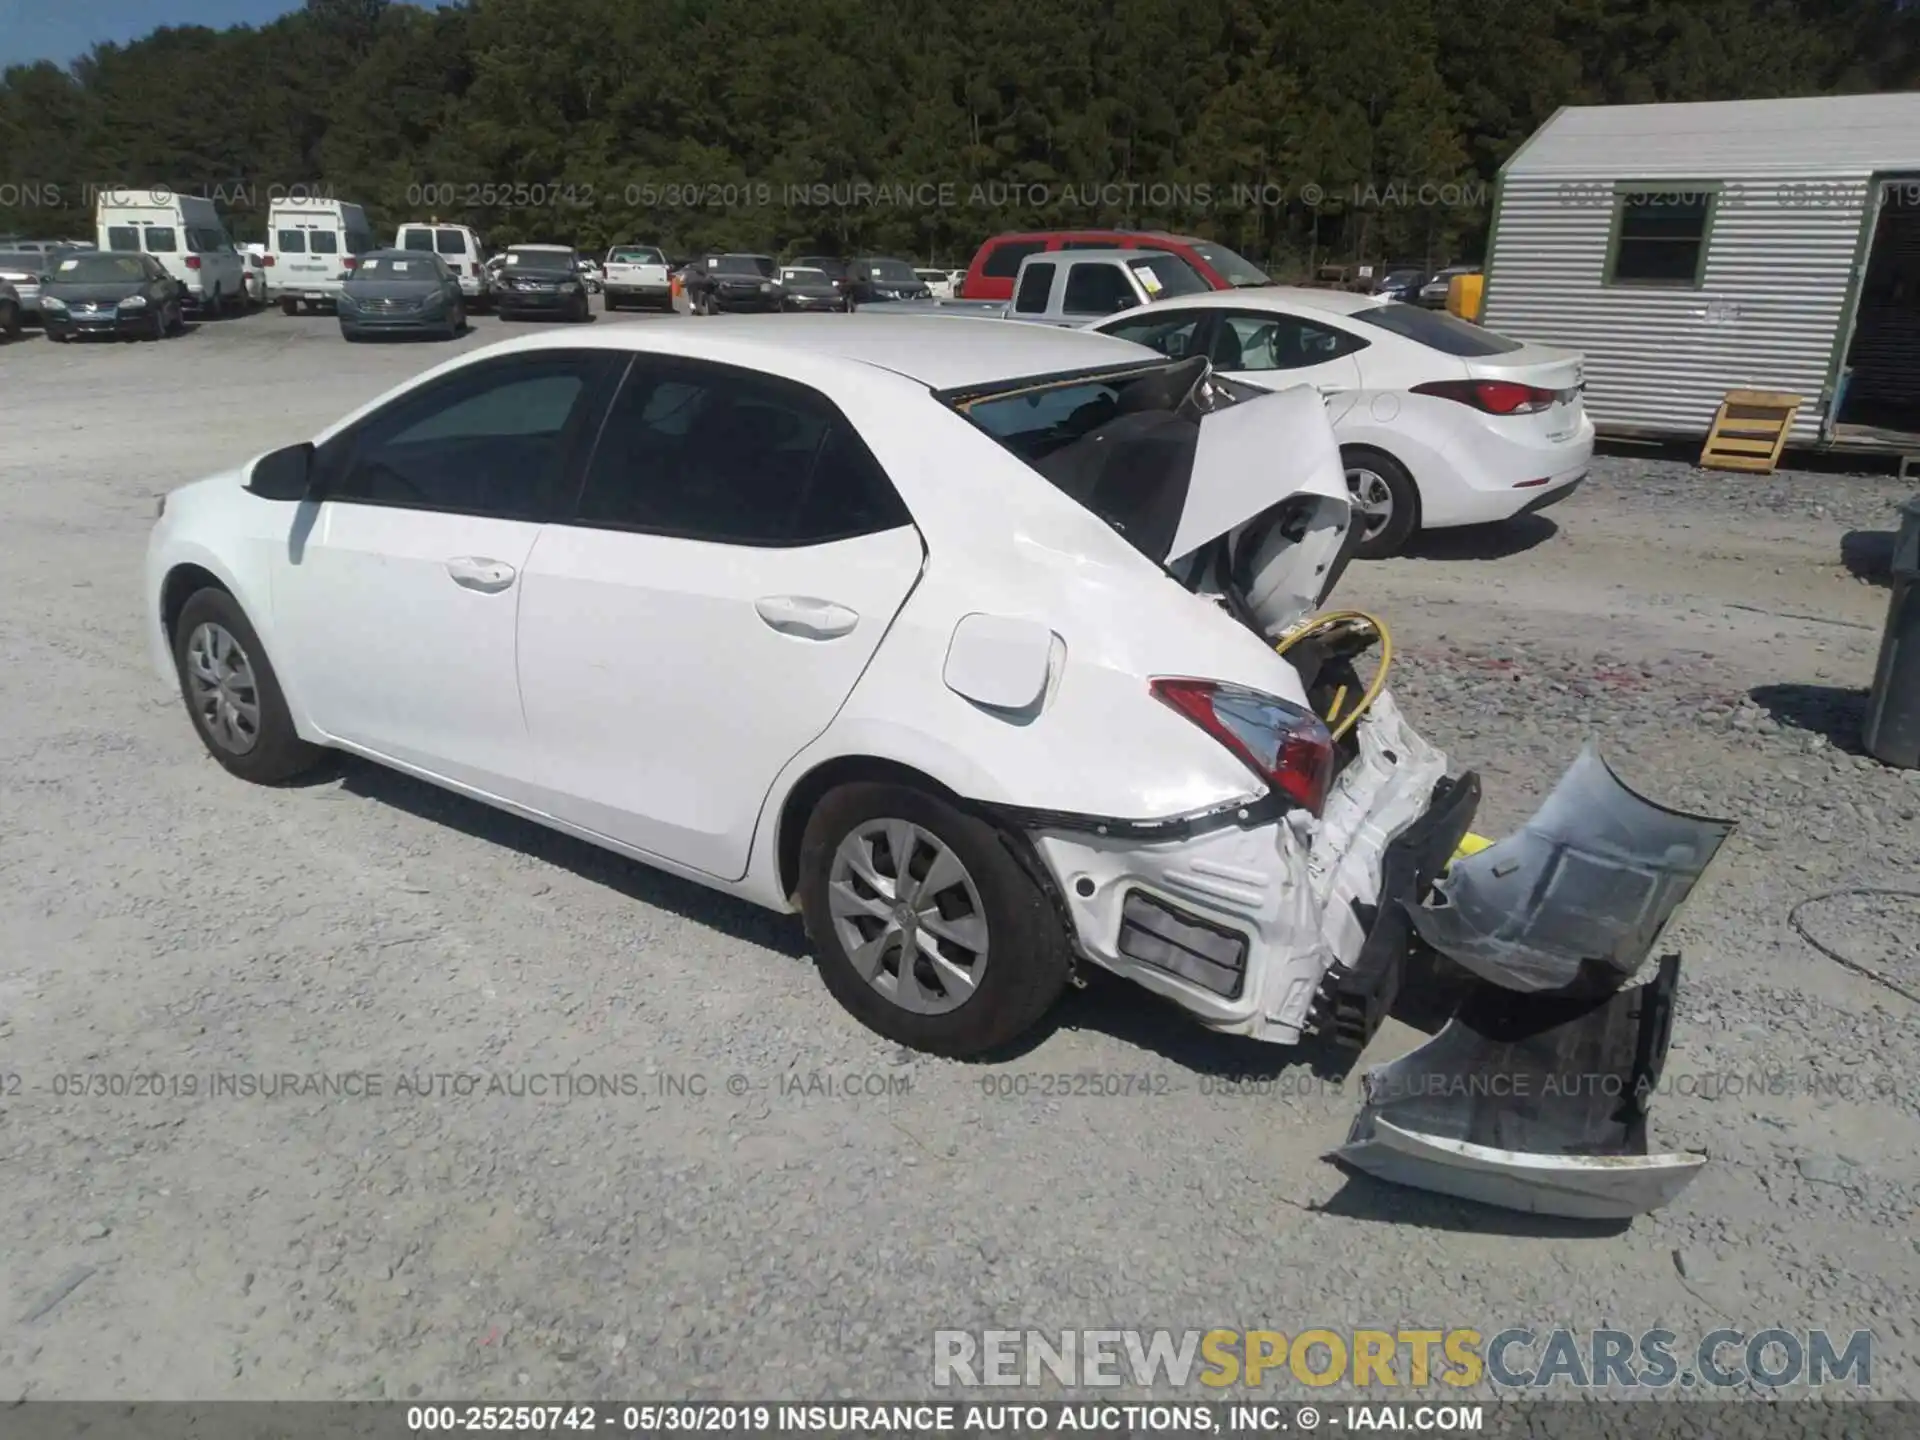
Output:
left=1018, top=702, right=1727, bottom=1220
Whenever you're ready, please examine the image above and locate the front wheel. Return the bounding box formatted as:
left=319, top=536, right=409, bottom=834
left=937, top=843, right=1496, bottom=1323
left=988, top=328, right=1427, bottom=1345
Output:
left=171, top=588, right=324, bottom=784
left=1342, top=446, right=1420, bottom=560
left=798, top=782, right=1072, bottom=1057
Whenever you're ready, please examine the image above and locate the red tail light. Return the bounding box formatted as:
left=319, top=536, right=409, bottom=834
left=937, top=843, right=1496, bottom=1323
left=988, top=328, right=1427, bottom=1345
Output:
left=1411, top=379, right=1556, bottom=415
left=263, top=254, right=275, bottom=266
left=1150, top=679, right=1335, bottom=815
left=185, top=255, right=201, bottom=270
left=342, top=256, right=357, bottom=270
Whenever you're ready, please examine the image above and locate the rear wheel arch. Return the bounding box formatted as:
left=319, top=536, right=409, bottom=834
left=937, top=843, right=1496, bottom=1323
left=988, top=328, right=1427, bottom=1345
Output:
left=776, top=755, right=968, bottom=903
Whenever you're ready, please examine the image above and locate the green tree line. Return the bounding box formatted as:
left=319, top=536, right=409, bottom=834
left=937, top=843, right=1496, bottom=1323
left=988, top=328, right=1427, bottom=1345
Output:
left=2, top=0, right=1915, bottom=271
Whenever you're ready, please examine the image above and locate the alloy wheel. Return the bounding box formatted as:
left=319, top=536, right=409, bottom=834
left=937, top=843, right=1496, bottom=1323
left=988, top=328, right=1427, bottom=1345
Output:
left=826, top=819, right=990, bottom=1015
left=184, top=621, right=262, bottom=755
left=1345, top=466, right=1396, bottom=544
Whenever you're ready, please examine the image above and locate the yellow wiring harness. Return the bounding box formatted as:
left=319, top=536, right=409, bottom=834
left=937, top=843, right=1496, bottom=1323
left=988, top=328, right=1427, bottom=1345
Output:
left=1272, top=609, right=1490, bottom=865
left=1272, top=609, right=1395, bottom=743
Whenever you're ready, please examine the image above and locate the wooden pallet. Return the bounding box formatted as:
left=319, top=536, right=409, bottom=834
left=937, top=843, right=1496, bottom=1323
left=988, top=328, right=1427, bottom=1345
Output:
left=1698, top=390, right=1803, bottom=473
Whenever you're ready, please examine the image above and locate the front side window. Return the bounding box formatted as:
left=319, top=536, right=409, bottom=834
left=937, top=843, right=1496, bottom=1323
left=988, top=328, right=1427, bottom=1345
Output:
left=330, top=354, right=612, bottom=519
left=1013, top=261, right=1056, bottom=313
left=1102, top=310, right=1206, bottom=360
left=571, top=360, right=910, bottom=546
left=107, top=226, right=140, bottom=251
left=143, top=227, right=178, bottom=254
left=1607, top=186, right=1716, bottom=287
left=1209, top=312, right=1368, bottom=371
left=1062, top=263, right=1135, bottom=315
left=982, top=240, right=1044, bottom=278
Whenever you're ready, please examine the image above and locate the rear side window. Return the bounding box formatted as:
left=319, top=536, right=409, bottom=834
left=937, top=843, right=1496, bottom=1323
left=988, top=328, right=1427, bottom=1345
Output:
left=107, top=227, right=140, bottom=252
left=1013, top=262, right=1055, bottom=313
left=436, top=230, right=467, bottom=255
left=400, top=228, right=433, bottom=252
left=143, top=227, right=177, bottom=253
left=1347, top=302, right=1524, bottom=356
left=982, top=240, right=1044, bottom=278
left=1061, top=263, right=1135, bottom=316
left=571, top=359, right=910, bottom=546
left=276, top=229, right=307, bottom=253
left=309, top=231, right=340, bottom=255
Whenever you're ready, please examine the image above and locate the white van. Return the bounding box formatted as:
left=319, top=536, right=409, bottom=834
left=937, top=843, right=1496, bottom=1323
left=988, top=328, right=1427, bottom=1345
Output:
left=266, top=198, right=375, bottom=314
left=95, top=191, right=244, bottom=315
left=394, top=221, right=490, bottom=304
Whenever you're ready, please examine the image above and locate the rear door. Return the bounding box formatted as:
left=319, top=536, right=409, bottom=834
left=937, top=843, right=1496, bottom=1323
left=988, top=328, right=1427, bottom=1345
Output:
left=1204, top=306, right=1368, bottom=425
left=514, top=355, right=924, bottom=879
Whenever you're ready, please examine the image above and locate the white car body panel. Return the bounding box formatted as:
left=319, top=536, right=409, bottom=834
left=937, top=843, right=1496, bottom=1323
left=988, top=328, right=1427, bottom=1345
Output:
left=1094, top=287, right=1597, bottom=532
left=603, top=246, right=672, bottom=305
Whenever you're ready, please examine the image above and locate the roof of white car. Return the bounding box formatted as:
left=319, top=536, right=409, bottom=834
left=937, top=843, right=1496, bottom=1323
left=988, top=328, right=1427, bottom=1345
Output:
left=477, top=313, right=1160, bottom=390
left=1134, top=285, right=1394, bottom=317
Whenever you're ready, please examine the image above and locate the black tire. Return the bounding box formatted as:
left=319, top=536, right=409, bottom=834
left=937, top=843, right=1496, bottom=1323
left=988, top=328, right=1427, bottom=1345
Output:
left=166, top=301, right=186, bottom=334
left=604, top=293, right=621, bottom=312
left=340, top=324, right=362, bottom=343
left=146, top=307, right=166, bottom=341
left=1342, top=445, right=1421, bottom=560
left=1, top=301, right=20, bottom=340
left=279, top=296, right=299, bottom=317
left=798, top=781, right=1072, bottom=1058
left=171, top=588, right=324, bottom=785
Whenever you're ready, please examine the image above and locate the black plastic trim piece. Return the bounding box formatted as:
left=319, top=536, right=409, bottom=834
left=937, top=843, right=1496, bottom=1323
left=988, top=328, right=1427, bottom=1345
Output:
left=981, top=788, right=1290, bottom=844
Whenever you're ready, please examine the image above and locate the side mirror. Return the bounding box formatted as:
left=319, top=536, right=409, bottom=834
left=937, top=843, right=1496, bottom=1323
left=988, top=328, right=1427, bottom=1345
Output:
left=247, top=441, right=316, bottom=502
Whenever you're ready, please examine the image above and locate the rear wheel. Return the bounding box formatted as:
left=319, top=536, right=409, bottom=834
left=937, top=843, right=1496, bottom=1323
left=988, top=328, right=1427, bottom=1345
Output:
left=1, top=301, right=19, bottom=340
left=604, top=292, right=621, bottom=312
left=798, top=782, right=1072, bottom=1057
left=171, top=588, right=324, bottom=784
left=146, top=307, right=166, bottom=342
left=279, top=296, right=298, bottom=317
left=1342, top=446, right=1420, bottom=560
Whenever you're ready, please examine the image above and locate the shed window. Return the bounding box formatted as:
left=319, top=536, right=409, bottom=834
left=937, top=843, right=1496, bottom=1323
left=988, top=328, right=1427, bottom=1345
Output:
left=1606, top=187, right=1716, bottom=287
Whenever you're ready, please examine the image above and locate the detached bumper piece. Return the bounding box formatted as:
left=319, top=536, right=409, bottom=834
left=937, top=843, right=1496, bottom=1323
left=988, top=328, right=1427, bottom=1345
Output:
left=1338, top=955, right=1705, bottom=1218
left=1335, top=747, right=1730, bottom=1219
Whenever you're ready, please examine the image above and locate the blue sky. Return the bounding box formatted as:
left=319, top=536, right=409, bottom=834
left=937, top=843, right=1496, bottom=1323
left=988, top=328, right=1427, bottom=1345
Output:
left=0, top=1, right=403, bottom=68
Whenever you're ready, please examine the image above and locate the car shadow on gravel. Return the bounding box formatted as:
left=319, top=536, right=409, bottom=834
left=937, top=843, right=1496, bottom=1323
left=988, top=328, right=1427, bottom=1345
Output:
left=1313, top=1172, right=1632, bottom=1237
left=1842, top=529, right=1896, bottom=588
left=1398, top=514, right=1558, bottom=562
left=330, top=756, right=812, bottom=958
left=1748, top=682, right=1870, bottom=750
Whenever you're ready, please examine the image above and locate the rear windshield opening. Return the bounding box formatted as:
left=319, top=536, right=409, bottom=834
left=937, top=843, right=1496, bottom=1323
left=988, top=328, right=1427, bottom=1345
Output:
left=1351, top=301, right=1523, bottom=356
left=954, top=356, right=1216, bottom=561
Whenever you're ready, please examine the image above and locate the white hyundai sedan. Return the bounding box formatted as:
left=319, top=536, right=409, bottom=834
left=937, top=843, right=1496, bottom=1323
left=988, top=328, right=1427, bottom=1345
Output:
left=1092, top=288, right=1594, bottom=558
left=145, top=316, right=1721, bottom=1218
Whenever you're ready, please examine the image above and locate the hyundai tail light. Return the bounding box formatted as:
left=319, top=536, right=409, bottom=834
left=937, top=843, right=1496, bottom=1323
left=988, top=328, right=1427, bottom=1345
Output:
left=1150, top=679, right=1335, bottom=814
left=1411, top=378, right=1556, bottom=415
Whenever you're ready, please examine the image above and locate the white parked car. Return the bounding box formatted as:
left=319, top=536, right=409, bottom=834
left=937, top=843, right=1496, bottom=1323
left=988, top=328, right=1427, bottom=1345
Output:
left=144, top=317, right=1721, bottom=1219
left=1093, top=287, right=1593, bottom=558
left=915, top=267, right=964, bottom=300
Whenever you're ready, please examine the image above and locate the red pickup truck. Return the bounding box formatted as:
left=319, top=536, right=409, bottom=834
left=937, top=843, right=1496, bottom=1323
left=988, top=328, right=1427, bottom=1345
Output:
left=959, top=229, right=1270, bottom=302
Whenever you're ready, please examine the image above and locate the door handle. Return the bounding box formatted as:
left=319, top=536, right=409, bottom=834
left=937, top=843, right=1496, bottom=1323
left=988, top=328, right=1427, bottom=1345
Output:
left=754, top=595, right=858, bottom=639
left=445, top=556, right=516, bottom=592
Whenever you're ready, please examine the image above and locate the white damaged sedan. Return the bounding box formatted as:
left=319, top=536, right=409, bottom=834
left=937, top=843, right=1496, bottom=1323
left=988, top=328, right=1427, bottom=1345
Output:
left=145, top=315, right=1727, bottom=1218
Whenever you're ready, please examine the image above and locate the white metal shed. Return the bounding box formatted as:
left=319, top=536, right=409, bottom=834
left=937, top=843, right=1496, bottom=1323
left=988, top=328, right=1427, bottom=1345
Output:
left=1482, top=94, right=1920, bottom=453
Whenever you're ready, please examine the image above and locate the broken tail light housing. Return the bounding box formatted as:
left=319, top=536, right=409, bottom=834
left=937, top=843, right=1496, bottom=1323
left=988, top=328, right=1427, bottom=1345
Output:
left=1150, top=679, right=1335, bottom=814
left=1411, top=379, right=1557, bottom=415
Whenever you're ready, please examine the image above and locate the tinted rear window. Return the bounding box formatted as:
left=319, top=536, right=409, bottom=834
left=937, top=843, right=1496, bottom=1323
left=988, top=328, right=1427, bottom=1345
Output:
left=143, top=227, right=177, bottom=253
left=610, top=247, right=663, bottom=263
left=400, top=229, right=433, bottom=252
left=1348, top=302, right=1523, bottom=356
left=309, top=231, right=339, bottom=254
left=436, top=230, right=467, bottom=255
left=956, top=358, right=1215, bottom=561
left=276, top=229, right=307, bottom=253
left=716, top=254, right=776, bottom=277
left=982, top=240, right=1045, bottom=277
left=107, top=227, right=140, bottom=252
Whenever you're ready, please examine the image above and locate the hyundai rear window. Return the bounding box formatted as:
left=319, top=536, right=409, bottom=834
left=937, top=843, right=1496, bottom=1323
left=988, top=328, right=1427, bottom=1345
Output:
left=953, top=357, right=1217, bottom=562
left=1348, top=302, right=1524, bottom=356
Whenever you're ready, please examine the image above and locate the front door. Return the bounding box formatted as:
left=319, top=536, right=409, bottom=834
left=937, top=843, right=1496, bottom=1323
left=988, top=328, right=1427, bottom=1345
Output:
left=272, top=350, right=619, bottom=800
left=515, top=356, right=925, bottom=879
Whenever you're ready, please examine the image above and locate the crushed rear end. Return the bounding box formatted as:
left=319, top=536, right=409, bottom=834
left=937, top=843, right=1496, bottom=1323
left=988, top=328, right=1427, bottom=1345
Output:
left=954, top=357, right=1727, bottom=1219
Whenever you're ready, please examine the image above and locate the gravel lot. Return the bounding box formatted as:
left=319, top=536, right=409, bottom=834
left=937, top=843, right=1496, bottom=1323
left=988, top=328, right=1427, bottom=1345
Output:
left=2, top=303, right=1918, bottom=1403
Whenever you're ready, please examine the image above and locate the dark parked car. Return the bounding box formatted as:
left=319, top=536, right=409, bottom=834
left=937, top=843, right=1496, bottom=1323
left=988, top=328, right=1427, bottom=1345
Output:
left=40, top=251, right=184, bottom=341
left=789, top=255, right=852, bottom=301
left=337, top=249, right=468, bottom=341
left=847, top=256, right=931, bottom=305
left=495, top=245, right=593, bottom=322
left=1370, top=265, right=1427, bottom=303
left=777, top=264, right=849, bottom=312
left=684, top=253, right=781, bottom=314
left=0, top=279, right=21, bottom=340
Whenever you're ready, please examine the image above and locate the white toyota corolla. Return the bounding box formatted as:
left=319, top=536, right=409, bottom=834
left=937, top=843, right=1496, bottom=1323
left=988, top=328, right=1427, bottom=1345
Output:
left=1091, top=288, right=1595, bottom=558
left=145, top=316, right=1723, bottom=1218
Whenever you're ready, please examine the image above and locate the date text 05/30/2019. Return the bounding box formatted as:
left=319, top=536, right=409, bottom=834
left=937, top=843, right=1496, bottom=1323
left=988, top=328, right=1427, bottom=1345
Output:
left=402, top=1402, right=1485, bottom=1433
